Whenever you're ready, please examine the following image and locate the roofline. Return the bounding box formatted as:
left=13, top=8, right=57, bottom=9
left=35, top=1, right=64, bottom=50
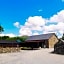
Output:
left=0, top=40, right=21, bottom=43
left=25, top=33, right=58, bottom=41
left=49, top=33, right=58, bottom=40
left=25, top=39, right=48, bottom=42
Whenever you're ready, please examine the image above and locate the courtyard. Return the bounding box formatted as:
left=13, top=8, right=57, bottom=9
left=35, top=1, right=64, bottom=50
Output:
left=0, top=48, right=64, bottom=64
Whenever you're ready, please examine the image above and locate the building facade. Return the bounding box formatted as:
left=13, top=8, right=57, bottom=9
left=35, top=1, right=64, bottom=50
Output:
left=25, top=33, right=58, bottom=48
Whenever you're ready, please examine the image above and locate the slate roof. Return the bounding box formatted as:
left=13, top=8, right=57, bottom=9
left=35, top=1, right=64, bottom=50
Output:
left=0, top=40, right=21, bottom=43
left=61, top=39, right=64, bottom=42
left=26, top=33, right=57, bottom=41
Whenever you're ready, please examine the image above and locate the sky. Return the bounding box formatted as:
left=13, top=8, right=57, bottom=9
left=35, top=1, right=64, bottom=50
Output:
left=0, top=0, right=64, bottom=38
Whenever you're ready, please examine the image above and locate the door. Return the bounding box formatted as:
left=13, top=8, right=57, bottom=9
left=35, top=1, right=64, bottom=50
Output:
left=39, top=40, right=46, bottom=48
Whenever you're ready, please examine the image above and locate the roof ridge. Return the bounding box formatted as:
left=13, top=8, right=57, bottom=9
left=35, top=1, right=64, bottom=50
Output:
left=29, top=33, right=55, bottom=37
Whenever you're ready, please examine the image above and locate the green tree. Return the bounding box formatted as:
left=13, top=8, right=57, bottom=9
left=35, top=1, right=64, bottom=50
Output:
left=2, top=36, right=9, bottom=40
left=6, top=36, right=28, bottom=42
left=6, top=37, right=17, bottom=40
left=0, top=25, right=4, bottom=40
left=20, top=36, right=28, bottom=42
left=0, top=25, right=4, bottom=34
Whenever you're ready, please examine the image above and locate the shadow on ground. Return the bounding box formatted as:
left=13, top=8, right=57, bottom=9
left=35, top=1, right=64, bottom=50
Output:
left=50, top=50, right=64, bottom=55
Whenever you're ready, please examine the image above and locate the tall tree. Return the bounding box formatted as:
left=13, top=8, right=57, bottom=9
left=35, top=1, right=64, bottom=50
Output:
left=0, top=25, right=4, bottom=40
left=0, top=25, right=4, bottom=34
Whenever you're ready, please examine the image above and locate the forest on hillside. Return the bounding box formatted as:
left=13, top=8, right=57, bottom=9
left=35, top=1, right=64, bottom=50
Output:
left=0, top=36, right=28, bottom=42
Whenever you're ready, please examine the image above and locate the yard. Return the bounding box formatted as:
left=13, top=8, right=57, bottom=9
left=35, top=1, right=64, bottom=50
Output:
left=0, top=48, right=64, bottom=64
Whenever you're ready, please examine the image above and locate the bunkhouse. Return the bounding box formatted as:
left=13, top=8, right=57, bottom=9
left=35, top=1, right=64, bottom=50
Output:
left=0, top=40, right=21, bottom=53
left=25, top=33, right=58, bottom=48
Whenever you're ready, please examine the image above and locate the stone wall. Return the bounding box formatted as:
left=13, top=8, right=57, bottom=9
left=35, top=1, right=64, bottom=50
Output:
left=49, top=35, right=58, bottom=48
left=0, top=47, right=21, bottom=53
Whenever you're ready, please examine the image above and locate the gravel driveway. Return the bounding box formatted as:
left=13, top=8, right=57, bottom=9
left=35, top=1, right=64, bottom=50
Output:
left=0, top=48, right=64, bottom=64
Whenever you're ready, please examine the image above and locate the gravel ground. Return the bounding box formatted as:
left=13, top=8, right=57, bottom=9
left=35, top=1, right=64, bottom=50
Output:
left=0, top=48, right=64, bottom=64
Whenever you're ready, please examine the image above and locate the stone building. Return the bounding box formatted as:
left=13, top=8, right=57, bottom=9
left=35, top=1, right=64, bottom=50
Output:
left=25, top=33, right=58, bottom=48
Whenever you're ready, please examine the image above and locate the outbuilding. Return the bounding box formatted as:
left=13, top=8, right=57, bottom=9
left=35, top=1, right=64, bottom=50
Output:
left=0, top=40, right=21, bottom=53
left=25, top=33, right=58, bottom=48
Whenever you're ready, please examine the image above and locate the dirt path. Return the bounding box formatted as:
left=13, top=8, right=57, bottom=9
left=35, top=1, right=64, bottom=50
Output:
left=0, top=48, right=64, bottom=64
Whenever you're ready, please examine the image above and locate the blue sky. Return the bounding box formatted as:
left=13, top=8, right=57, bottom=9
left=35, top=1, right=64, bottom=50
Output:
left=0, top=0, right=64, bottom=37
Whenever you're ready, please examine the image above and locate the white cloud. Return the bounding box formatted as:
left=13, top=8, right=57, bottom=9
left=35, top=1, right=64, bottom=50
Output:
left=14, top=10, right=64, bottom=38
left=0, top=33, right=16, bottom=37
left=57, top=22, right=64, bottom=31
left=44, top=25, right=56, bottom=32
left=44, top=10, right=64, bottom=38
left=14, top=22, right=20, bottom=28
left=5, top=33, right=16, bottom=37
left=0, top=34, right=4, bottom=36
left=33, top=32, right=39, bottom=35
left=19, top=16, right=45, bottom=36
left=19, top=27, right=32, bottom=36
left=44, top=22, right=64, bottom=32
left=50, top=10, right=64, bottom=22
left=25, top=16, right=45, bottom=26
left=43, top=22, right=64, bottom=38
left=31, top=26, right=43, bottom=31
left=25, top=16, right=45, bottom=31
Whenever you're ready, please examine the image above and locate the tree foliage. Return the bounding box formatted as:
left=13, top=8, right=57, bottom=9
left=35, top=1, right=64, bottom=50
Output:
left=6, top=36, right=28, bottom=42
left=0, top=35, right=28, bottom=42
left=0, top=25, right=28, bottom=42
left=0, top=25, right=4, bottom=34
left=0, top=36, right=9, bottom=40
left=19, top=36, right=28, bottom=42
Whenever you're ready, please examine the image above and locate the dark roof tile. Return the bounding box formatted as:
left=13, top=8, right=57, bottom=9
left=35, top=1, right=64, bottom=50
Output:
left=0, top=40, right=20, bottom=43
left=26, top=33, right=57, bottom=41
